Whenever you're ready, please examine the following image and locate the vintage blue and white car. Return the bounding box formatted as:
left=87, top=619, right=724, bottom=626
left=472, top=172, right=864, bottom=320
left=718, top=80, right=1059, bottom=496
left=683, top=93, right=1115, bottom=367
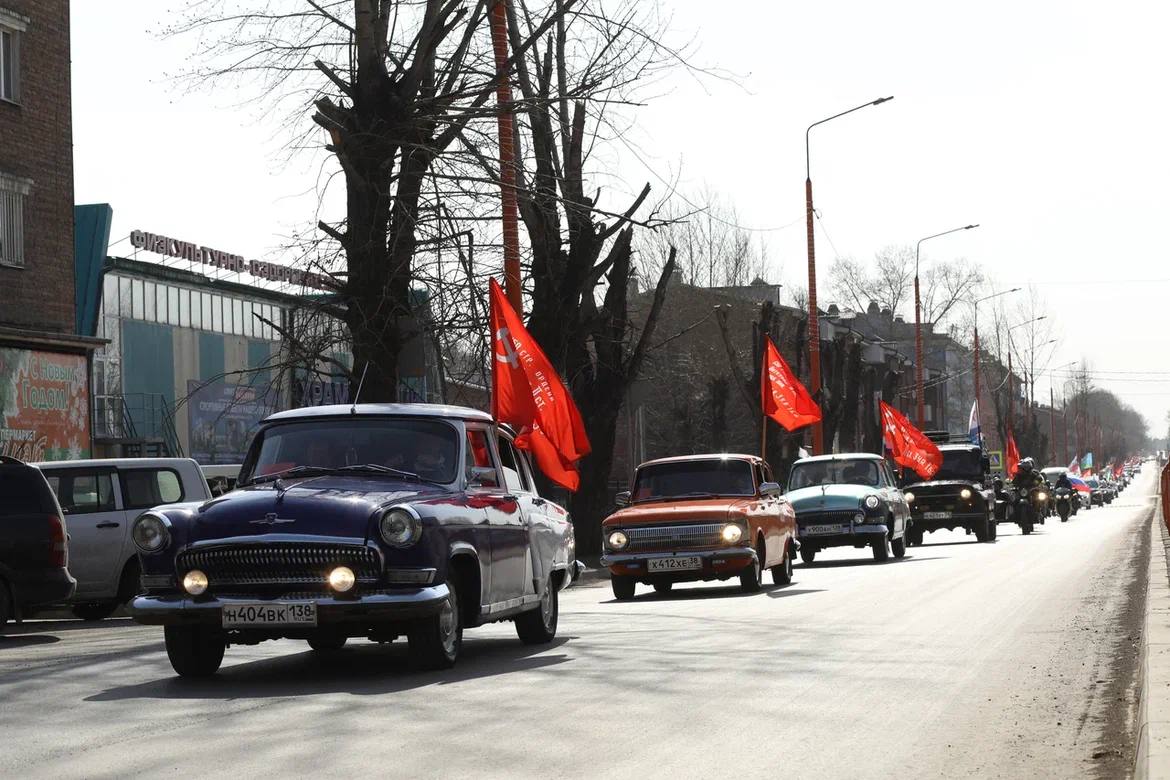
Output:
left=128, top=404, right=581, bottom=677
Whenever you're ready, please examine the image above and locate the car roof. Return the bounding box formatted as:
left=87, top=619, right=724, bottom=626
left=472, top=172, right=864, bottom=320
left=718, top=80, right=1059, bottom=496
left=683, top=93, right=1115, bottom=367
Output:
left=34, top=457, right=200, bottom=469
left=637, top=453, right=763, bottom=468
left=791, top=453, right=887, bottom=465
left=264, top=403, right=493, bottom=424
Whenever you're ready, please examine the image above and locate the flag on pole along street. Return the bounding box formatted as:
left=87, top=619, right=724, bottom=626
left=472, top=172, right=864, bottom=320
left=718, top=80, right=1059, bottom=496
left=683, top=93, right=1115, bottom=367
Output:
left=880, top=401, right=942, bottom=479
left=1069, top=475, right=1092, bottom=494
left=489, top=279, right=591, bottom=490
left=760, top=336, right=821, bottom=430
left=1080, top=452, right=1094, bottom=476
left=1006, top=432, right=1020, bottom=478
left=968, top=399, right=981, bottom=445
left=1068, top=458, right=1081, bottom=477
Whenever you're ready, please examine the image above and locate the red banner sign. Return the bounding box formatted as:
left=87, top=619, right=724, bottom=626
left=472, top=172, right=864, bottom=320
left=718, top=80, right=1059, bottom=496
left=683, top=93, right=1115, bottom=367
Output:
left=0, top=348, right=90, bottom=461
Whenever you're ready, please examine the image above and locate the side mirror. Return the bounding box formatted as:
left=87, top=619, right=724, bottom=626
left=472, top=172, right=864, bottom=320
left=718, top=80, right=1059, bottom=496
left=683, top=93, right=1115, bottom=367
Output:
left=468, top=466, right=499, bottom=488
left=614, top=490, right=631, bottom=507
left=759, top=482, right=783, bottom=498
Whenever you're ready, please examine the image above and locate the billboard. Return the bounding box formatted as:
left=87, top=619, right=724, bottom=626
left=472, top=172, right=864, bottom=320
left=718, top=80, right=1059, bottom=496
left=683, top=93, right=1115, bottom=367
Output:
left=187, top=380, right=276, bottom=464
left=0, top=348, right=91, bottom=461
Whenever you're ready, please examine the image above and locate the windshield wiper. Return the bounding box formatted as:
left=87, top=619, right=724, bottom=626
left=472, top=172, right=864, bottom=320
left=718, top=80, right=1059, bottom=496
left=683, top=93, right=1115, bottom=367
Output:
left=333, top=463, right=444, bottom=484
left=247, top=465, right=338, bottom=485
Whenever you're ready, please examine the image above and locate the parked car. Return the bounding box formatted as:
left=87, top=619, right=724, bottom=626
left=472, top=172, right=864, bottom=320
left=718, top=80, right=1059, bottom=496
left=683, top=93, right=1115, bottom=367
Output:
left=902, top=442, right=996, bottom=544
left=128, top=403, right=581, bottom=677
left=35, top=458, right=213, bottom=620
left=600, top=454, right=797, bottom=599
left=0, top=457, right=76, bottom=628
left=201, top=464, right=242, bottom=496
left=786, top=454, right=911, bottom=563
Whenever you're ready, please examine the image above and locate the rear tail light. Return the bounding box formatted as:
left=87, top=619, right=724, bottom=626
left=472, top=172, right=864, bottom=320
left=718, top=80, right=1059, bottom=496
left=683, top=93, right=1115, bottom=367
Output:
left=48, top=515, right=67, bottom=568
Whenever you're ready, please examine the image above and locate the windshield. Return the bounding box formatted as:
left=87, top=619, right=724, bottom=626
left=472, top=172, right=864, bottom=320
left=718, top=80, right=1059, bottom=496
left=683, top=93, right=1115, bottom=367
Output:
left=631, top=459, right=755, bottom=501
left=903, top=448, right=982, bottom=485
left=788, top=459, right=880, bottom=490
left=242, top=418, right=460, bottom=484
left=1086, top=478, right=1100, bottom=488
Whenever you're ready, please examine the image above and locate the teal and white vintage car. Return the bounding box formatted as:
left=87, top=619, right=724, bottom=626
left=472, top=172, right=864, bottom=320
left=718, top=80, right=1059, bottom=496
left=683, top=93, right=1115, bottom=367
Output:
left=785, top=453, right=912, bottom=564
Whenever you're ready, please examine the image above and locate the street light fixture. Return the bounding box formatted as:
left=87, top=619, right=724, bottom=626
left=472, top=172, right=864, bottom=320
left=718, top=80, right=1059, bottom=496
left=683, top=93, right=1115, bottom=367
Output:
left=804, top=95, right=894, bottom=454
left=914, top=224, right=979, bottom=428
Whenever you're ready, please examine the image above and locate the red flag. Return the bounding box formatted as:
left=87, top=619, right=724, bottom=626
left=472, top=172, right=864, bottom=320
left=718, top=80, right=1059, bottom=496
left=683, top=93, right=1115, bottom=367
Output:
left=761, top=336, right=821, bottom=431
left=1006, top=432, right=1020, bottom=478
left=880, top=401, right=942, bottom=479
left=489, top=279, right=591, bottom=490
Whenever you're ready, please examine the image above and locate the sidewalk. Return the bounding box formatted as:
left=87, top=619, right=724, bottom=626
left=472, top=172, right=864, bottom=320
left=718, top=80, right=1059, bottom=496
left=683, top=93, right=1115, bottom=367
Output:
left=1137, top=508, right=1170, bottom=778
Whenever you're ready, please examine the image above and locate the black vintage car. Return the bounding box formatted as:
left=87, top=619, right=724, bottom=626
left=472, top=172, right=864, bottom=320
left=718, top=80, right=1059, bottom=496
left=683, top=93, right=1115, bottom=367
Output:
left=902, top=437, right=996, bottom=545
left=128, top=404, right=581, bottom=677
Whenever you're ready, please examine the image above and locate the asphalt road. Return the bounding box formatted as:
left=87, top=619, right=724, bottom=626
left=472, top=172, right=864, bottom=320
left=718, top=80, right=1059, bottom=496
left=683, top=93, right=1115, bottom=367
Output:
left=1, top=470, right=1158, bottom=780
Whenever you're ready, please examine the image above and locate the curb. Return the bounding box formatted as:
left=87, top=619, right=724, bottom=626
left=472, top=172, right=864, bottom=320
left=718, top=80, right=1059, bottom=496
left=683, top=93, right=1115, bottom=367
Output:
left=1137, top=510, right=1170, bottom=779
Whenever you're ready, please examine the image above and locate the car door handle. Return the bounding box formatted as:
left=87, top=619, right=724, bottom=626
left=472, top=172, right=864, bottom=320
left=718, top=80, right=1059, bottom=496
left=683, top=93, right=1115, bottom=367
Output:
left=96, top=522, right=120, bottom=529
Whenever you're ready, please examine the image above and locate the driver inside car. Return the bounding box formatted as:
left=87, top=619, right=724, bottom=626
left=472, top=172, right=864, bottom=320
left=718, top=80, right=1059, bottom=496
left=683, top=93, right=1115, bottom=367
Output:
left=413, top=436, right=449, bottom=479
left=843, top=462, right=872, bottom=486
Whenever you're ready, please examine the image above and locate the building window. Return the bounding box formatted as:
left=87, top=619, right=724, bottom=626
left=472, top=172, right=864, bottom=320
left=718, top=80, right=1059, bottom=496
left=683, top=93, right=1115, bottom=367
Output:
left=0, top=172, right=30, bottom=267
left=0, top=9, right=25, bottom=105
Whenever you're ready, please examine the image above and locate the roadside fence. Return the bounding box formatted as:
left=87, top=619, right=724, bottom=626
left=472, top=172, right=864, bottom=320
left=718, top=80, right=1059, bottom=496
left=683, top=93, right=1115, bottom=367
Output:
left=1162, top=461, right=1170, bottom=531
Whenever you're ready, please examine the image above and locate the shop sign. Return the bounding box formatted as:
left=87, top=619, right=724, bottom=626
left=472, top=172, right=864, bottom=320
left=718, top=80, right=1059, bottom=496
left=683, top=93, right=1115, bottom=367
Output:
left=130, top=229, right=333, bottom=291
left=0, top=348, right=91, bottom=461
left=187, top=380, right=277, bottom=464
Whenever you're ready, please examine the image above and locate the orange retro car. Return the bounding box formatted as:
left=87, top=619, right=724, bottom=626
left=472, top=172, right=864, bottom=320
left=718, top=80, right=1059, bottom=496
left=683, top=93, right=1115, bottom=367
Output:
left=601, top=454, right=798, bottom=600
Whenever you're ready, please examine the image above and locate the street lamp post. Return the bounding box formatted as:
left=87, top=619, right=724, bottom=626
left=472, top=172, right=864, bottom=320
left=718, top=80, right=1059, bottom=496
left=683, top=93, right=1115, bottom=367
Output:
left=972, top=288, right=1020, bottom=444
left=914, top=224, right=978, bottom=429
left=805, top=95, right=893, bottom=454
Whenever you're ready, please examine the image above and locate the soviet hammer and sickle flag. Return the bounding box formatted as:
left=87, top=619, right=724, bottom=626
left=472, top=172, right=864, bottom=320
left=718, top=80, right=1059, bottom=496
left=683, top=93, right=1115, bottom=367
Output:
left=880, top=401, right=942, bottom=479
left=489, top=279, right=591, bottom=490
left=760, top=336, right=821, bottom=430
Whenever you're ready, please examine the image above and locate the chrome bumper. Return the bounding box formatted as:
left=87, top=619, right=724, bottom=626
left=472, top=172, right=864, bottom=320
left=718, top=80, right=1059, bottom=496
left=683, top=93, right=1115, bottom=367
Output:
left=127, top=585, right=450, bottom=626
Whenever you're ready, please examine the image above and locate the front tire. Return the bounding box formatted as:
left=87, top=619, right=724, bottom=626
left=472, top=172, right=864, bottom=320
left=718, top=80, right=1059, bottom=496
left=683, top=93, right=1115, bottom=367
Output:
left=653, top=582, right=673, bottom=595
left=739, top=546, right=763, bottom=593
left=891, top=535, right=906, bottom=559
left=164, top=625, right=226, bottom=678
left=771, top=544, right=794, bottom=585
left=611, top=575, right=636, bottom=601
left=988, top=518, right=998, bottom=541
left=71, top=602, right=118, bottom=622
left=800, top=548, right=816, bottom=565
left=307, top=634, right=347, bottom=652
left=409, top=583, right=462, bottom=670
left=872, top=536, right=890, bottom=562
left=516, top=579, right=559, bottom=645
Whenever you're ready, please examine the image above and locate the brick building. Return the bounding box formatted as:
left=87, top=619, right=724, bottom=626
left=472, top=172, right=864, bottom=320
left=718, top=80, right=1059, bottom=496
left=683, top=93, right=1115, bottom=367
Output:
left=0, top=1, right=102, bottom=460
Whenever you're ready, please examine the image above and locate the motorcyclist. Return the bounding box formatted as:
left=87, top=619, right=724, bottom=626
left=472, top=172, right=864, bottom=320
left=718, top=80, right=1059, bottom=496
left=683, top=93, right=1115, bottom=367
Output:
left=1054, top=471, right=1073, bottom=491
left=1011, top=457, right=1044, bottom=490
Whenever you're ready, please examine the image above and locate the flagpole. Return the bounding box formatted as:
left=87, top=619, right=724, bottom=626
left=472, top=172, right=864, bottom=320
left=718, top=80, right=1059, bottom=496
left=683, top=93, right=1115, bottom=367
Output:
left=490, top=0, right=522, bottom=312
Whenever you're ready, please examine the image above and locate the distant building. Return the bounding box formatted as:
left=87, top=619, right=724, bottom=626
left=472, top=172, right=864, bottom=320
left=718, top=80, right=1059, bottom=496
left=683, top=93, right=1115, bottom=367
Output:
left=0, top=1, right=104, bottom=460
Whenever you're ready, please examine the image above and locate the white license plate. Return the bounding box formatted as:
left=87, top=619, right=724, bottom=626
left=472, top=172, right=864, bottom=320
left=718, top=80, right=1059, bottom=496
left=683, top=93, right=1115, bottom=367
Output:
left=923, top=511, right=951, bottom=520
left=803, top=524, right=848, bottom=535
left=647, top=556, right=701, bottom=572
left=222, top=601, right=317, bottom=628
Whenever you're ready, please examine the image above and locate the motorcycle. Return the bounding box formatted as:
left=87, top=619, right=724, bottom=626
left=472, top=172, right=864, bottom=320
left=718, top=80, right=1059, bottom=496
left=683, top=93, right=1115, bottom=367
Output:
left=1055, top=487, right=1072, bottom=522
left=1029, top=485, right=1050, bottom=528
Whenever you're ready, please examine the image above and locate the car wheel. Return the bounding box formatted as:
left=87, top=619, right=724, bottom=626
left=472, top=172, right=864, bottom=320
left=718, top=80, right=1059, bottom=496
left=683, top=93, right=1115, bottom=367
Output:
left=974, top=518, right=989, bottom=543
left=164, top=625, right=226, bottom=678
left=891, top=535, right=906, bottom=559
left=653, top=582, right=673, bottom=595
left=771, top=544, right=793, bottom=585
left=800, top=548, right=816, bottom=565
left=0, top=579, right=10, bottom=630
left=611, top=575, right=636, bottom=601
left=307, top=634, right=348, bottom=652
left=409, top=582, right=462, bottom=670
left=872, top=536, right=890, bottom=562
left=71, top=602, right=118, bottom=622
left=908, top=527, right=924, bottom=547
left=516, top=578, right=559, bottom=645
left=988, top=518, right=998, bottom=541
left=1021, top=519, right=1033, bottom=535
left=739, top=545, right=763, bottom=593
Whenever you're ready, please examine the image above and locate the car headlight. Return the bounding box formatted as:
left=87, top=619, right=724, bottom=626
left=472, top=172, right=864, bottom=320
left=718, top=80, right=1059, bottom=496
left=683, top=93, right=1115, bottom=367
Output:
left=904, top=491, right=915, bottom=503
left=607, top=530, right=629, bottom=550
left=182, top=569, right=208, bottom=596
left=721, top=523, right=744, bottom=544
left=380, top=507, right=422, bottom=548
left=328, top=566, right=356, bottom=592
left=131, top=513, right=170, bottom=553
left=853, top=511, right=866, bottom=523
left=959, top=488, right=973, bottom=500
left=864, top=495, right=881, bottom=510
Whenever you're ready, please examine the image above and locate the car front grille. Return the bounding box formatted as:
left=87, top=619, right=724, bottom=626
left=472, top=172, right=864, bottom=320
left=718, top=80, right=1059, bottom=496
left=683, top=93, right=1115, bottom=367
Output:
left=796, top=510, right=857, bottom=526
left=177, top=543, right=382, bottom=587
left=625, top=523, right=725, bottom=552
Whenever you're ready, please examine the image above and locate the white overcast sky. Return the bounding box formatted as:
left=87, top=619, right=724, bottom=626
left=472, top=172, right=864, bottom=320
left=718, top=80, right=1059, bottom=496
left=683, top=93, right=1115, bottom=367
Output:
left=71, top=0, right=1170, bottom=435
